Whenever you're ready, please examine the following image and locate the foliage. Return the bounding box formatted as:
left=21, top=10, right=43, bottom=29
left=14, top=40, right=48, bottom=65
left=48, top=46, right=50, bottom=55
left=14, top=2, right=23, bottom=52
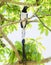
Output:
left=25, top=0, right=36, bottom=4
left=0, top=3, right=21, bottom=34
left=0, top=38, right=45, bottom=65
left=0, top=39, right=10, bottom=63
left=0, top=0, right=51, bottom=65
left=15, top=38, right=44, bottom=64
left=0, top=0, right=51, bottom=35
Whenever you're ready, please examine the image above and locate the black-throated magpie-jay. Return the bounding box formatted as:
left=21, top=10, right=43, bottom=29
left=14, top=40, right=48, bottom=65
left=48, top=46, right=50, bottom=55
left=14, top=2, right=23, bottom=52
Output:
left=20, top=6, right=28, bottom=61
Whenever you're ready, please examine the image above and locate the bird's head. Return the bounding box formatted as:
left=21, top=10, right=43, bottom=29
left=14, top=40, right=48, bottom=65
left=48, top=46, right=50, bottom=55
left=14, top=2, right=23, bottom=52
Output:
left=22, top=6, right=28, bottom=13
left=24, top=6, right=28, bottom=10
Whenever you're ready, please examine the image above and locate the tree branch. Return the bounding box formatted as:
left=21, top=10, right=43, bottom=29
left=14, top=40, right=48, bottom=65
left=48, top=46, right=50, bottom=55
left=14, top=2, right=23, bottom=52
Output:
left=0, top=0, right=10, bottom=7
left=29, top=14, right=51, bottom=20
left=11, top=1, right=35, bottom=7
left=0, top=14, right=9, bottom=22
left=0, top=27, right=21, bottom=62
left=28, top=3, right=42, bottom=20
left=0, top=14, right=51, bottom=29
left=36, top=15, right=51, bottom=31
left=0, top=1, right=4, bottom=7
left=0, top=0, right=35, bottom=7
left=38, top=14, right=51, bottom=18
left=1, top=20, right=19, bottom=28
left=28, top=1, right=51, bottom=20
left=0, top=13, right=51, bottom=30
left=4, top=57, right=51, bottom=65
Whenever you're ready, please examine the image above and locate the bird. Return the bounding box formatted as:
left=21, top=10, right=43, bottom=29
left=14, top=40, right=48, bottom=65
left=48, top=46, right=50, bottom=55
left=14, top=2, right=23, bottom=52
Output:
left=20, top=6, right=28, bottom=28
left=20, top=6, right=28, bottom=61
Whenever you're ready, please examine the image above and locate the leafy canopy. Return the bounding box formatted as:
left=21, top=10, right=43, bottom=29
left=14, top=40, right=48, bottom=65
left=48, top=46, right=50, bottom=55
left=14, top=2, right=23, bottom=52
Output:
left=0, top=0, right=51, bottom=65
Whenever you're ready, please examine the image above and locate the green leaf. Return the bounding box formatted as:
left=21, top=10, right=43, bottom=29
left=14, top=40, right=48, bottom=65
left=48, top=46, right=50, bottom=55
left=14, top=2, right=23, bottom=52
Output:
left=9, top=51, right=15, bottom=64
left=45, top=29, right=48, bottom=36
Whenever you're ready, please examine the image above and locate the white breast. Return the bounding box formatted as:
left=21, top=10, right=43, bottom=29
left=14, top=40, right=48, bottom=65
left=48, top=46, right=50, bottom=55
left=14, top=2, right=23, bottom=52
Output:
left=20, top=12, right=28, bottom=20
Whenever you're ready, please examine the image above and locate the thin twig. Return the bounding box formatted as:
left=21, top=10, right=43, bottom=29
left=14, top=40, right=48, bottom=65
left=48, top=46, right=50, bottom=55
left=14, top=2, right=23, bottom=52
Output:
left=1, top=20, right=19, bottom=28
left=28, top=4, right=42, bottom=20
left=36, top=15, right=51, bottom=31
left=38, top=14, right=51, bottom=18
